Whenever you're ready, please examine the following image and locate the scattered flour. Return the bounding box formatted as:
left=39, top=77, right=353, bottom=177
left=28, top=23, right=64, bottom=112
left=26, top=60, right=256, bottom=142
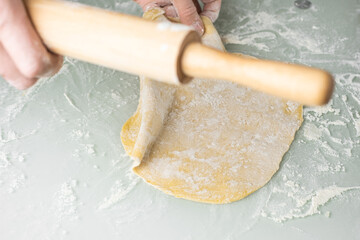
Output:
left=220, top=10, right=344, bottom=55
left=222, top=32, right=272, bottom=52
left=262, top=185, right=360, bottom=222
left=64, top=93, right=82, bottom=113
left=98, top=172, right=139, bottom=210
left=303, top=123, right=322, bottom=141
left=85, top=144, right=96, bottom=155
left=52, top=179, right=81, bottom=222
left=0, top=151, right=28, bottom=193
left=0, top=2, right=358, bottom=238
left=354, top=119, right=360, bottom=136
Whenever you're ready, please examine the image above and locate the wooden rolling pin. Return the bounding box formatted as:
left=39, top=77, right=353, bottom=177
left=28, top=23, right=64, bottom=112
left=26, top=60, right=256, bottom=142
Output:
left=24, top=0, right=334, bottom=105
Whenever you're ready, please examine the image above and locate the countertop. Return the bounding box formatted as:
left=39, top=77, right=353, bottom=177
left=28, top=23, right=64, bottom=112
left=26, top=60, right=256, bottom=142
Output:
left=0, top=0, right=359, bottom=239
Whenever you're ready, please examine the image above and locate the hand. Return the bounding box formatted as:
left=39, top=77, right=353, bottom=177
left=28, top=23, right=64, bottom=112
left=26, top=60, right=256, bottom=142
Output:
left=0, top=0, right=63, bottom=90
left=135, top=0, right=222, bottom=35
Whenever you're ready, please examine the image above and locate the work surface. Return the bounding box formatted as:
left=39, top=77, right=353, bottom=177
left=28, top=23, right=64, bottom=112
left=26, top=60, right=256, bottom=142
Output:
left=1, top=0, right=359, bottom=239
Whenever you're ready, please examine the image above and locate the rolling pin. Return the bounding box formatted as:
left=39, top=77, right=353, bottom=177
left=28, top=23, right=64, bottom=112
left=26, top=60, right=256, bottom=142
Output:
left=24, top=0, right=334, bottom=106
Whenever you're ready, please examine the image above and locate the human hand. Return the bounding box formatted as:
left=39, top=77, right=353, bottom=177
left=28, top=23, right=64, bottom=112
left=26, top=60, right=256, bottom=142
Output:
left=0, top=0, right=63, bottom=90
left=134, top=0, right=222, bottom=35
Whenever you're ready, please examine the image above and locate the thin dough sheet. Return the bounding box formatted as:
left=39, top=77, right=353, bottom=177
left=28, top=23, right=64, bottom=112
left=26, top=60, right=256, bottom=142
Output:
left=121, top=9, right=303, bottom=204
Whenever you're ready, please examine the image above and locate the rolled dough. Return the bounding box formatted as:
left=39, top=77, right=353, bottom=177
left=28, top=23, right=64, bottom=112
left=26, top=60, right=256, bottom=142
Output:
left=121, top=9, right=303, bottom=204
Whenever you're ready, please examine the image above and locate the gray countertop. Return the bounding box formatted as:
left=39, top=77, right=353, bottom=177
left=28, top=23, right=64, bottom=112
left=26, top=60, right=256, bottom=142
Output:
left=0, top=0, right=359, bottom=239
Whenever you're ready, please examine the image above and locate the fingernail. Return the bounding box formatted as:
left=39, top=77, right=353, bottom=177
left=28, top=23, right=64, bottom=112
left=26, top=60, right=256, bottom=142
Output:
left=192, top=20, right=205, bottom=36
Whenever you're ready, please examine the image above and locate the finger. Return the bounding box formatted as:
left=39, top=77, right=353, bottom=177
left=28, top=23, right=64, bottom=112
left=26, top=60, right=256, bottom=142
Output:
left=134, top=0, right=171, bottom=11
left=201, top=0, right=221, bottom=22
left=163, top=5, right=178, bottom=18
left=134, top=0, right=178, bottom=19
left=0, top=43, right=37, bottom=89
left=0, top=0, right=62, bottom=79
left=171, top=0, right=204, bottom=35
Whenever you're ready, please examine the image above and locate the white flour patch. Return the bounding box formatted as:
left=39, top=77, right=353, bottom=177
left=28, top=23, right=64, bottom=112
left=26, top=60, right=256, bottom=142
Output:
left=220, top=10, right=344, bottom=55
left=64, top=93, right=82, bottom=113
left=262, top=185, right=360, bottom=222
left=354, top=119, right=360, bottom=136
left=222, top=32, right=272, bottom=52
left=98, top=172, right=139, bottom=210
left=259, top=72, right=360, bottom=222
left=52, top=179, right=82, bottom=222
left=303, top=123, right=322, bottom=141
left=0, top=150, right=28, bottom=194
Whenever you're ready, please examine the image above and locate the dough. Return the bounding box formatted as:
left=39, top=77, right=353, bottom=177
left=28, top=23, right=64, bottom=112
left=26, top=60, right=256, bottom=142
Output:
left=121, top=9, right=303, bottom=204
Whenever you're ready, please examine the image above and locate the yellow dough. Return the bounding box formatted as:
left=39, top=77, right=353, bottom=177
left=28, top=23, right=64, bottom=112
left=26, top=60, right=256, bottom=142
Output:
left=121, top=9, right=303, bottom=204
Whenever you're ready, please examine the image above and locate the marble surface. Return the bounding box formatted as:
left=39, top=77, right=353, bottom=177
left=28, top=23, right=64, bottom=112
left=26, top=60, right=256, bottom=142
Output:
left=0, top=0, right=359, bottom=239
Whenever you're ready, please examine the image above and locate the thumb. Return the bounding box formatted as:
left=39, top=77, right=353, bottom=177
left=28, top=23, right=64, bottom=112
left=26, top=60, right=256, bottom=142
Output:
left=171, top=0, right=204, bottom=35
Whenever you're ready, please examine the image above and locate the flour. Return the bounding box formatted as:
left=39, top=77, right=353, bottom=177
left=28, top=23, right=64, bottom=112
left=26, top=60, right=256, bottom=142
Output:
left=354, top=119, right=360, bottom=136
left=98, top=171, right=139, bottom=210
left=114, top=0, right=141, bottom=15
left=0, top=82, right=37, bottom=195
left=121, top=10, right=304, bottom=204
left=64, top=93, right=82, bottom=113
left=216, top=7, right=358, bottom=216
left=317, top=163, right=345, bottom=173
left=220, top=10, right=344, bottom=55
left=0, top=150, right=28, bottom=193
left=255, top=73, right=359, bottom=222
left=85, top=144, right=96, bottom=155
left=260, top=73, right=359, bottom=221
left=52, top=179, right=81, bottom=222
left=0, top=1, right=358, bottom=238
left=262, top=185, right=360, bottom=222
left=222, top=33, right=272, bottom=52
left=303, top=123, right=322, bottom=141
